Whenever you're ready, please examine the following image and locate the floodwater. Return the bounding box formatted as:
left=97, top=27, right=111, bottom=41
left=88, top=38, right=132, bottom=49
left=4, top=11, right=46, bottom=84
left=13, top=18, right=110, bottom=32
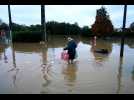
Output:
left=0, top=36, right=134, bottom=94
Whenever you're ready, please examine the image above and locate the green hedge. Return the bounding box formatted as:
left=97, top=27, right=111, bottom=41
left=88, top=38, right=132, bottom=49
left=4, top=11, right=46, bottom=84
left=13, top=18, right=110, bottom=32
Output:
left=12, top=31, right=43, bottom=42
left=109, top=32, right=134, bottom=37
left=11, top=31, right=134, bottom=42
left=94, top=32, right=134, bottom=37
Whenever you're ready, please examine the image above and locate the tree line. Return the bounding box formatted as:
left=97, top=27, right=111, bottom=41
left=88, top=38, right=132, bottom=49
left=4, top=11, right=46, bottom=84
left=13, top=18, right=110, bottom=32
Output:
left=11, top=21, right=92, bottom=36
left=1, top=6, right=134, bottom=42
left=0, top=20, right=93, bottom=35
left=0, top=20, right=93, bottom=42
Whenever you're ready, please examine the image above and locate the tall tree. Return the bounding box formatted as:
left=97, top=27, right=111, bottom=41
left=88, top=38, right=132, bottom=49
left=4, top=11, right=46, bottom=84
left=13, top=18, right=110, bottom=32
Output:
left=91, top=6, right=114, bottom=36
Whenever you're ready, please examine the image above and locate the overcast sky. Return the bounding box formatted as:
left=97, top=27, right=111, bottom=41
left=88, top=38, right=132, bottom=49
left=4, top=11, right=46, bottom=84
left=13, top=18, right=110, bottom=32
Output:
left=0, top=5, right=134, bottom=28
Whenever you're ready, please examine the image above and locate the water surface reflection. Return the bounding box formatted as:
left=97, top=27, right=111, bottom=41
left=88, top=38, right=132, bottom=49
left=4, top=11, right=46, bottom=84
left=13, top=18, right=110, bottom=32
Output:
left=0, top=36, right=134, bottom=94
left=62, top=62, right=78, bottom=92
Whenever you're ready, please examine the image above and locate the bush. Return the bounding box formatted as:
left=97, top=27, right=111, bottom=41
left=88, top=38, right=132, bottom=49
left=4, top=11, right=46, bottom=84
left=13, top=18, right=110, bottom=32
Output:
left=12, top=31, right=43, bottom=42
left=81, top=26, right=93, bottom=37
left=109, top=32, right=134, bottom=37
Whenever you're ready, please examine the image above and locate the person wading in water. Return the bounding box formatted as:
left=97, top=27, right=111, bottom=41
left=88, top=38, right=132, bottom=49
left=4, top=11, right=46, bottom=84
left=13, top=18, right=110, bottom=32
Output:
left=63, top=37, right=77, bottom=64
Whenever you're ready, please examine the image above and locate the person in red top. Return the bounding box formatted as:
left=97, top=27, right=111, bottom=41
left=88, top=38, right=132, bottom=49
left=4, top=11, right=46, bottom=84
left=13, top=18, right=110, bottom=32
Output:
left=0, top=30, right=2, bottom=41
left=0, top=29, right=6, bottom=43
left=1, top=30, right=5, bottom=36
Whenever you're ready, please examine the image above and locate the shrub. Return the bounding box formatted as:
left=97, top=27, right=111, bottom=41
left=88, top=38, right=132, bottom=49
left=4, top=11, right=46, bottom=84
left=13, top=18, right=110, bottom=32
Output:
left=12, top=31, right=43, bottom=42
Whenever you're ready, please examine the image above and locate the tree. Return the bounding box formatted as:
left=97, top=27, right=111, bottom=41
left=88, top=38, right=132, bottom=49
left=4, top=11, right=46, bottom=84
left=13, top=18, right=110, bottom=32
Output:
left=91, top=6, right=114, bottom=36
left=81, top=26, right=92, bottom=36
left=12, top=23, right=28, bottom=31
left=130, top=22, right=134, bottom=32
left=0, top=19, right=2, bottom=25
left=0, top=22, right=9, bottom=31
left=0, top=20, right=9, bottom=38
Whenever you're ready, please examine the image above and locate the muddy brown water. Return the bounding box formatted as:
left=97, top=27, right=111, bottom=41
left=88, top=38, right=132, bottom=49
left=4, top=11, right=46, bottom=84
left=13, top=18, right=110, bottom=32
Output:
left=0, top=36, right=134, bottom=94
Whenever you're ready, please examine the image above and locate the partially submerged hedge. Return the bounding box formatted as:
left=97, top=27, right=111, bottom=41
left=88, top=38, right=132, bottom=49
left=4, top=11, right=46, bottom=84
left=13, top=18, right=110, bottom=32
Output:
left=12, top=31, right=43, bottom=42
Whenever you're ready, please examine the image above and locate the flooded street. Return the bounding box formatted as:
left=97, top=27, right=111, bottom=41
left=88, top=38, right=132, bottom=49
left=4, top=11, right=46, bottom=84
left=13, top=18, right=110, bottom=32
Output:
left=0, top=36, right=134, bottom=94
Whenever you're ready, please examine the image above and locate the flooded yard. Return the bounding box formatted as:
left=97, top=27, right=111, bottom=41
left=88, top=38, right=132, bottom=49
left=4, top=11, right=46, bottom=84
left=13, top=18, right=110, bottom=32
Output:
left=0, top=36, right=134, bottom=94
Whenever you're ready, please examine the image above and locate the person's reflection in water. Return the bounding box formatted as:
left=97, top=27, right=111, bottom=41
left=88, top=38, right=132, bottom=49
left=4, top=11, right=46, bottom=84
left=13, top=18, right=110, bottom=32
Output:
left=0, top=43, right=8, bottom=63
left=131, top=65, right=134, bottom=81
left=116, top=57, right=123, bottom=94
left=4, top=48, right=8, bottom=63
left=0, top=53, right=2, bottom=61
left=90, top=38, right=112, bottom=65
left=62, top=62, right=78, bottom=93
left=0, top=44, right=4, bottom=61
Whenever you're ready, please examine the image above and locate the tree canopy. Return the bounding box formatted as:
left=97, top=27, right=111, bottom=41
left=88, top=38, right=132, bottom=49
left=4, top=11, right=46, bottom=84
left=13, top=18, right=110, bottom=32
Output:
left=0, top=19, right=9, bottom=31
left=130, top=22, right=134, bottom=32
left=0, top=19, right=2, bottom=25
left=91, top=6, right=114, bottom=36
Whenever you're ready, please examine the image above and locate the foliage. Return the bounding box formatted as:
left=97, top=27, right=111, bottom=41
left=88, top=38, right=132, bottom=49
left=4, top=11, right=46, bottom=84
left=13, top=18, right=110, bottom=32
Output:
left=12, top=31, right=42, bottom=42
left=81, top=26, right=93, bottom=36
left=46, top=21, right=81, bottom=35
left=0, top=22, right=9, bottom=31
left=11, top=21, right=92, bottom=42
left=0, top=19, right=2, bottom=25
left=1, top=17, right=134, bottom=42
left=130, top=22, right=134, bottom=32
left=108, top=32, right=134, bottom=37
left=91, top=6, right=114, bottom=36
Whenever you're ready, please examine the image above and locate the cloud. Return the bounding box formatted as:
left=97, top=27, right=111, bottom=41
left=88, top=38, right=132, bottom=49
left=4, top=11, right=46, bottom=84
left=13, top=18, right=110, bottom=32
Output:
left=46, top=5, right=101, bottom=27
left=0, top=5, right=9, bottom=23
left=126, top=5, right=134, bottom=27
left=0, top=5, right=134, bottom=28
left=10, top=5, right=41, bottom=25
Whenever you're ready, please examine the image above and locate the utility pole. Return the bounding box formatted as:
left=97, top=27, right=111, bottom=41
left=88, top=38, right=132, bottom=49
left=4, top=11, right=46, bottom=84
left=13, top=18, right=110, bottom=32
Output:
left=8, top=5, right=13, bottom=44
left=8, top=6, right=18, bottom=84
left=41, top=5, right=47, bottom=42
left=120, top=5, right=127, bottom=57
